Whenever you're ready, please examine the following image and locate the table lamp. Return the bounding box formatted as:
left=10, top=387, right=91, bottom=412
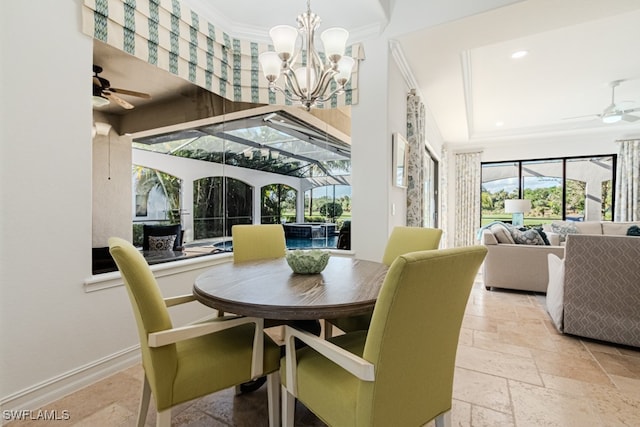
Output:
left=505, top=199, right=531, bottom=227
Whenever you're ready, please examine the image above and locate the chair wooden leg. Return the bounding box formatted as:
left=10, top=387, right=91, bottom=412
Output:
left=322, top=319, right=333, bottom=339
left=282, top=384, right=295, bottom=427
left=435, top=410, right=451, bottom=427
left=155, top=409, right=171, bottom=427
left=137, top=375, right=151, bottom=427
left=266, top=372, right=281, bottom=427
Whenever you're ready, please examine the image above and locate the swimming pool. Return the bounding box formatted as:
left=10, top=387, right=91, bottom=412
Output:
left=213, top=236, right=338, bottom=251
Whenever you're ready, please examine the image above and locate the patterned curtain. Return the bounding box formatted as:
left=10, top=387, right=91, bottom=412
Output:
left=454, top=151, right=482, bottom=247
left=615, top=139, right=640, bottom=221
left=440, top=146, right=449, bottom=247
left=406, top=92, right=425, bottom=226
left=81, top=0, right=362, bottom=107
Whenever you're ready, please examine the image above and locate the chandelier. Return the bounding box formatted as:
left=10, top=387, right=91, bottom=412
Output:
left=258, top=0, right=355, bottom=111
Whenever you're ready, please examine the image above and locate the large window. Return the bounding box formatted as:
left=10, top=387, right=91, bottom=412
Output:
left=193, top=177, right=253, bottom=240
left=261, top=184, right=297, bottom=224
left=481, top=155, right=615, bottom=226
left=132, top=108, right=351, bottom=249
left=304, top=185, right=352, bottom=225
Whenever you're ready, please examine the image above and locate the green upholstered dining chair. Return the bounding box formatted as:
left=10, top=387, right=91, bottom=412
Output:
left=232, top=224, right=286, bottom=263
left=329, top=226, right=443, bottom=334
left=281, top=246, right=487, bottom=427
left=108, top=237, right=281, bottom=427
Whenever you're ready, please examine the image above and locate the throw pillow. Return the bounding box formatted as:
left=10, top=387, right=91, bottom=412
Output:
left=550, top=221, right=579, bottom=243
left=488, top=222, right=515, bottom=244
left=627, top=225, right=640, bottom=237
left=534, top=227, right=551, bottom=245
left=509, top=227, right=546, bottom=245
left=148, top=234, right=177, bottom=251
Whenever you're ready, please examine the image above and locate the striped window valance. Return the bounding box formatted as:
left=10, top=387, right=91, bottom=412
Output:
left=82, top=0, right=363, bottom=108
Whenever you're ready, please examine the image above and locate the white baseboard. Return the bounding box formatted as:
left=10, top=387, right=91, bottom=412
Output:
left=0, top=345, right=141, bottom=414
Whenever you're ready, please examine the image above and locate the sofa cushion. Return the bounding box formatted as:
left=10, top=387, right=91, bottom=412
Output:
left=550, top=221, right=579, bottom=242
left=509, top=227, right=546, bottom=245
left=546, top=254, right=565, bottom=331
left=602, top=222, right=640, bottom=235
left=488, top=222, right=515, bottom=244
left=573, top=221, right=602, bottom=234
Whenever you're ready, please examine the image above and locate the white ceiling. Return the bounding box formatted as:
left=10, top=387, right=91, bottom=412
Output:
left=93, top=0, right=640, bottom=146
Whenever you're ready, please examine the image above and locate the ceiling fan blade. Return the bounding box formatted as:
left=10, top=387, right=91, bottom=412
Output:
left=562, top=113, right=600, bottom=121
left=108, top=87, right=151, bottom=99
left=621, top=114, right=640, bottom=122
left=104, top=92, right=134, bottom=109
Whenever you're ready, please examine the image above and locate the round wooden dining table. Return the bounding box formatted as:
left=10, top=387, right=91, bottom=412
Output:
left=193, top=256, right=388, bottom=320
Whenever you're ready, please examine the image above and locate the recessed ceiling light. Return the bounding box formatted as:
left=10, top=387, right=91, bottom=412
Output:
left=495, top=121, right=504, bottom=127
left=511, top=50, right=528, bottom=59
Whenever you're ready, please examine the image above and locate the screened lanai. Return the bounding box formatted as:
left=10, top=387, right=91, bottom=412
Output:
left=131, top=106, right=352, bottom=251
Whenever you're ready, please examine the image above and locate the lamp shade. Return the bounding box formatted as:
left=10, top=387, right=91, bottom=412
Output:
left=259, top=52, right=282, bottom=81
left=321, top=27, right=348, bottom=62
left=269, top=25, right=298, bottom=59
left=505, top=199, right=531, bottom=213
left=294, top=67, right=317, bottom=92
left=334, top=56, right=355, bottom=85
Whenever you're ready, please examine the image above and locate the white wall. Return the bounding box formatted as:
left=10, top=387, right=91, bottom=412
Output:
left=0, top=0, right=212, bottom=411
left=351, top=36, right=392, bottom=262
left=92, top=116, right=132, bottom=247
left=388, top=57, right=410, bottom=232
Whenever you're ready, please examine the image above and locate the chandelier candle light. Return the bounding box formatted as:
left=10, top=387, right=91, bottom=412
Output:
left=259, top=0, right=355, bottom=110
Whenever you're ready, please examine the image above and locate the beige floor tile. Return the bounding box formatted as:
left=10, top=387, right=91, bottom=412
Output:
left=609, top=374, right=640, bottom=398
left=584, top=382, right=640, bottom=427
left=539, top=372, right=591, bottom=397
left=531, top=348, right=613, bottom=385
left=455, top=345, right=543, bottom=386
left=70, top=403, right=134, bottom=427
left=590, top=350, right=640, bottom=380
left=471, top=404, right=515, bottom=427
left=509, top=379, right=603, bottom=427
left=453, top=368, right=511, bottom=414
left=473, top=330, right=532, bottom=358
left=461, top=314, right=499, bottom=333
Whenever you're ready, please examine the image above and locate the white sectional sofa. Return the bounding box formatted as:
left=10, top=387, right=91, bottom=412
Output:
left=481, top=223, right=564, bottom=292
left=481, top=220, right=640, bottom=293
left=542, top=220, right=640, bottom=245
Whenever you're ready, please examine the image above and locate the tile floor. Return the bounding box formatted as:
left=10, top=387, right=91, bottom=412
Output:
left=6, top=278, right=640, bottom=426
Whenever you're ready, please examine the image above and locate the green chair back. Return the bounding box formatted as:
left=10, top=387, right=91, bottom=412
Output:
left=232, top=224, right=286, bottom=263
left=359, top=246, right=486, bottom=425
left=381, top=226, right=443, bottom=266
left=108, top=237, right=178, bottom=409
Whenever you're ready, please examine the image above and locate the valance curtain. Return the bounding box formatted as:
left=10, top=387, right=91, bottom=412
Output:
left=82, top=0, right=362, bottom=107
left=615, top=139, right=640, bottom=221
left=454, top=151, right=482, bottom=247
left=406, top=92, right=425, bottom=227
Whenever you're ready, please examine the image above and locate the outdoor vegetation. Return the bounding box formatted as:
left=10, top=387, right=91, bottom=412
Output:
left=482, top=179, right=613, bottom=226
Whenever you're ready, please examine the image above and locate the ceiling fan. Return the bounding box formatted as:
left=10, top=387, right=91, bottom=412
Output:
left=596, top=80, right=639, bottom=124
left=92, top=64, right=151, bottom=109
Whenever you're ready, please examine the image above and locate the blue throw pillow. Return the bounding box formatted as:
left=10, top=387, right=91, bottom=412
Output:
left=627, top=225, right=640, bottom=237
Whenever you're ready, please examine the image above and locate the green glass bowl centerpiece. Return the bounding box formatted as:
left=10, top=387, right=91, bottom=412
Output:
left=286, top=249, right=330, bottom=274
